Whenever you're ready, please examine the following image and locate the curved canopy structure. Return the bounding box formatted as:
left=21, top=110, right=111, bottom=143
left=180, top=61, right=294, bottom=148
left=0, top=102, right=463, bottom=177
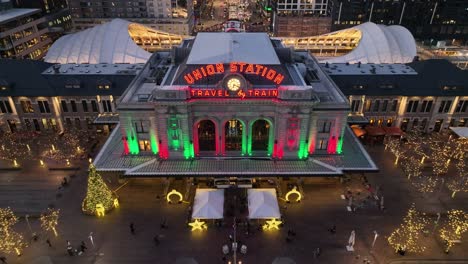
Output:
left=44, top=19, right=187, bottom=64
left=282, top=22, right=416, bottom=64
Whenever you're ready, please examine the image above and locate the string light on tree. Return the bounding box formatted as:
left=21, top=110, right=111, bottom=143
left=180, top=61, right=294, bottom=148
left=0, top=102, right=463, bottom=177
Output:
left=439, top=209, right=468, bottom=253
left=446, top=158, right=467, bottom=198
left=40, top=208, right=60, bottom=237
left=82, top=164, right=116, bottom=216
left=388, top=204, right=429, bottom=254
left=0, top=207, right=27, bottom=256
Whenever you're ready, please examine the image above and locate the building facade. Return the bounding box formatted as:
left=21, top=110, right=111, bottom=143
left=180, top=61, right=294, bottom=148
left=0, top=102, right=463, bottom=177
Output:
left=273, top=0, right=332, bottom=37
left=330, top=0, right=468, bottom=41
left=0, top=59, right=139, bottom=133
left=329, top=60, right=468, bottom=133
left=0, top=0, right=71, bottom=60
left=69, top=0, right=193, bottom=35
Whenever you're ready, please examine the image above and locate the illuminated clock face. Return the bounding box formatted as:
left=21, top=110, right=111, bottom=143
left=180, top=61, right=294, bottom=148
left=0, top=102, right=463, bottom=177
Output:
left=227, top=77, right=241, bottom=92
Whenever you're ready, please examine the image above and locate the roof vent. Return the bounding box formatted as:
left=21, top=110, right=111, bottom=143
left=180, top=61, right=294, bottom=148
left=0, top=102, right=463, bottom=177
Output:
left=53, top=64, right=61, bottom=73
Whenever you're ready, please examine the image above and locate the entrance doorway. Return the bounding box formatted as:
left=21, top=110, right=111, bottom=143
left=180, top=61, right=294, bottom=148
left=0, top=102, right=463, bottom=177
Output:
left=198, top=120, right=216, bottom=151
left=225, top=119, right=243, bottom=151
left=251, top=119, right=270, bottom=151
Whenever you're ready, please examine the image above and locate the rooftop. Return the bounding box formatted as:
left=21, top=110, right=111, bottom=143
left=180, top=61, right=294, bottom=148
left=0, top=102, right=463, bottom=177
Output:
left=322, top=63, right=417, bottom=75
left=186, top=33, right=281, bottom=65
left=42, top=63, right=146, bottom=75
left=93, top=126, right=377, bottom=176
left=0, top=8, right=39, bottom=24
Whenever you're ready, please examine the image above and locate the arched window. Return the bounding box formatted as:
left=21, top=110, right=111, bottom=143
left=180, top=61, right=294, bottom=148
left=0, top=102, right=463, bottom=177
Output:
left=225, top=119, right=243, bottom=151
left=198, top=120, right=216, bottom=151
left=251, top=119, right=270, bottom=151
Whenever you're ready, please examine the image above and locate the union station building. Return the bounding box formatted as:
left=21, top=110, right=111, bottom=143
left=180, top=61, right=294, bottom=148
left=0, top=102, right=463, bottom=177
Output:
left=93, top=32, right=377, bottom=177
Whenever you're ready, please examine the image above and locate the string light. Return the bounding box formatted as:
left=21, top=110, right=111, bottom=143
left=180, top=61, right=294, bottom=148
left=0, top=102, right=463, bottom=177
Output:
left=40, top=130, right=86, bottom=163
left=82, top=164, right=116, bottom=215
left=388, top=204, right=429, bottom=254
left=40, top=208, right=60, bottom=237
left=439, top=209, right=468, bottom=253
left=0, top=207, right=27, bottom=256
left=446, top=159, right=468, bottom=198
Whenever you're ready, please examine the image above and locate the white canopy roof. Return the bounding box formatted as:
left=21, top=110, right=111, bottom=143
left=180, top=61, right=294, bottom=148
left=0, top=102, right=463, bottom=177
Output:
left=44, top=19, right=151, bottom=64
left=248, top=188, right=281, bottom=219
left=322, top=22, right=416, bottom=64
left=449, top=127, right=468, bottom=138
left=186, top=33, right=280, bottom=65
left=192, top=189, right=224, bottom=219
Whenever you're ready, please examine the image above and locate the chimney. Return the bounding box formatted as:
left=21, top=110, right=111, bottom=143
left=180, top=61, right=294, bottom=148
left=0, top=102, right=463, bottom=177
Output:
left=52, top=64, right=61, bottom=74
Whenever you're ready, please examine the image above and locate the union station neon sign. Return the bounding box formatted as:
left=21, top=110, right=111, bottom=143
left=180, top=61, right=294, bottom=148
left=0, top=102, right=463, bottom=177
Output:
left=183, top=62, right=285, bottom=85
left=190, top=89, right=278, bottom=99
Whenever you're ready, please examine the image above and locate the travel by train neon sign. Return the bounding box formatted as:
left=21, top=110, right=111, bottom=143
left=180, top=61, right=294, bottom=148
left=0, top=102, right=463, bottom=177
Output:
left=183, top=62, right=285, bottom=85
left=190, top=89, right=278, bottom=99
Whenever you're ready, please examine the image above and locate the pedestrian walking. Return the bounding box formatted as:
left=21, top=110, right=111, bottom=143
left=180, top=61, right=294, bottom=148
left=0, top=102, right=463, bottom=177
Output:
left=130, top=222, right=135, bottom=235
left=328, top=225, right=336, bottom=234
left=160, top=218, right=168, bottom=229
left=66, top=241, right=74, bottom=256
left=0, top=256, right=7, bottom=264
left=80, top=241, right=87, bottom=253
left=153, top=235, right=160, bottom=246
left=46, top=238, right=52, bottom=247
left=88, top=232, right=94, bottom=247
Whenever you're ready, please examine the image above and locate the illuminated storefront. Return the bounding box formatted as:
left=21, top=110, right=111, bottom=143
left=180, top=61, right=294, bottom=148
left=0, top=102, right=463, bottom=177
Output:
left=94, top=32, right=377, bottom=176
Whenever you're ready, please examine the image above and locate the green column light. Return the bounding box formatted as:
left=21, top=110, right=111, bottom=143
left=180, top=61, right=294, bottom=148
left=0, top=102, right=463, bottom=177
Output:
left=150, top=131, right=159, bottom=155
left=336, top=137, right=344, bottom=154
left=297, top=139, right=308, bottom=159
left=126, top=118, right=139, bottom=155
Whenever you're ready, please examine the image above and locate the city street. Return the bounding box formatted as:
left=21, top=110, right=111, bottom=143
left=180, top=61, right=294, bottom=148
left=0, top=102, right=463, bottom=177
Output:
left=0, top=143, right=467, bottom=263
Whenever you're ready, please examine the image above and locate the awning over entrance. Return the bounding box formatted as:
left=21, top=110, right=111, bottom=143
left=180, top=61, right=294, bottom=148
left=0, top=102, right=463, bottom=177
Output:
left=449, top=126, right=468, bottom=138
left=351, top=126, right=366, bottom=138
left=93, top=114, right=119, bottom=124
left=347, top=115, right=369, bottom=125
left=383, top=126, right=404, bottom=136
left=192, top=189, right=224, bottom=219
left=365, top=126, right=386, bottom=136
left=247, top=189, right=281, bottom=219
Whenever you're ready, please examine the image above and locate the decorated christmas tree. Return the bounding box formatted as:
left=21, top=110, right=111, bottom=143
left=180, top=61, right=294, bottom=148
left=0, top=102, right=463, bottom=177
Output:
left=388, top=204, right=429, bottom=255
left=83, top=164, right=115, bottom=215
left=0, top=207, right=26, bottom=256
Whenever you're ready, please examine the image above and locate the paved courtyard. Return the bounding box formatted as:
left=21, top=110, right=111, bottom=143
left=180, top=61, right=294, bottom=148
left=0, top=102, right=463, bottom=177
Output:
left=0, top=144, right=467, bottom=264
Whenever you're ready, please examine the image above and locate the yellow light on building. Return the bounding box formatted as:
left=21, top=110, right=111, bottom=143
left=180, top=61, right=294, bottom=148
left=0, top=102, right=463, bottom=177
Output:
left=40, top=160, right=44, bottom=166
left=66, top=159, right=70, bottom=166
left=13, top=159, right=18, bottom=167
left=166, top=189, right=183, bottom=203
left=188, top=219, right=207, bottom=231
left=285, top=186, right=302, bottom=202
left=113, top=198, right=119, bottom=208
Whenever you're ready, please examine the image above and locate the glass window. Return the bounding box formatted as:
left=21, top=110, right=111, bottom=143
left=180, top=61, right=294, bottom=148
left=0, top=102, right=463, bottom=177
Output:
left=38, top=100, right=50, bottom=113
left=373, top=100, right=380, bottom=112
left=0, top=101, right=6, bottom=113
left=382, top=100, right=388, bottom=112
left=135, top=120, right=149, bottom=133
left=319, top=121, right=332, bottom=133
left=61, top=100, right=68, bottom=112
left=317, top=139, right=328, bottom=150
left=82, top=100, right=88, bottom=112
left=75, top=118, right=81, bottom=129
left=391, top=100, right=398, bottom=112
left=20, top=100, right=34, bottom=113
left=91, top=100, right=98, bottom=112
left=139, top=140, right=151, bottom=151
left=70, top=100, right=77, bottom=112
left=4, top=100, right=12, bottom=113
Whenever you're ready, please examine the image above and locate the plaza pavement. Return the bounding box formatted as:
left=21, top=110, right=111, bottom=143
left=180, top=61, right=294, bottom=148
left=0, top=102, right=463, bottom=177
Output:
left=0, top=145, right=467, bottom=264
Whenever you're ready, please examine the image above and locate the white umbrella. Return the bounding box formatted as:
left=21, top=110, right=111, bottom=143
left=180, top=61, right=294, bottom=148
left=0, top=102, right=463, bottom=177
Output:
left=346, top=230, right=356, bottom=251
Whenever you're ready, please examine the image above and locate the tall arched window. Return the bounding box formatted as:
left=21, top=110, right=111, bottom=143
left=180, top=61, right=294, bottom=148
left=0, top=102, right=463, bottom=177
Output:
left=251, top=119, right=270, bottom=151
left=198, top=120, right=216, bottom=151
left=225, top=119, right=243, bottom=151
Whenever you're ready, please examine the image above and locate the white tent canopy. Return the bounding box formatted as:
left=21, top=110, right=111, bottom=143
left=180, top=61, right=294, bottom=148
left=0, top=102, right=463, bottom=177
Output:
left=191, top=189, right=224, bottom=219
left=449, top=127, right=468, bottom=138
left=248, top=188, right=281, bottom=219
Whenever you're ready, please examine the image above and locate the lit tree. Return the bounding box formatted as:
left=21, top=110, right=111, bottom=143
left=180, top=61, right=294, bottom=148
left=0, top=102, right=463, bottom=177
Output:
left=40, top=208, right=60, bottom=237
left=39, top=130, right=85, bottom=163
left=386, top=137, right=406, bottom=165
left=82, top=164, right=115, bottom=215
left=400, top=155, right=423, bottom=180
left=0, top=132, right=34, bottom=166
left=439, top=209, right=468, bottom=253
left=406, top=129, right=430, bottom=164
left=388, top=204, right=430, bottom=254
left=0, top=207, right=26, bottom=256
left=446, top=159, right=468, bottom=198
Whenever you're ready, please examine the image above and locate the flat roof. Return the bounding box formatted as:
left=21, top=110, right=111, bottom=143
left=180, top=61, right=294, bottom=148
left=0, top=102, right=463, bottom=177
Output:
left=0, top=8, right=40, bottom=24
left=322, top=63, right=417, bottom=75
left=186, top=33, right=281, bottom=65
left=93, top=125, right=377, bottom=176
left=42, top=63, right=145, bottom=75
